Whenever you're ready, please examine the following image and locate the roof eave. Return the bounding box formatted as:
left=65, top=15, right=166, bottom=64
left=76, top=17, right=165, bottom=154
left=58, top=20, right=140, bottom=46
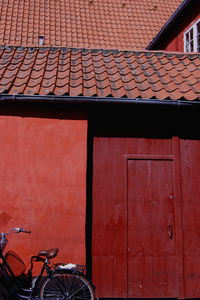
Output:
left=0, top=94, right=199, bottom=107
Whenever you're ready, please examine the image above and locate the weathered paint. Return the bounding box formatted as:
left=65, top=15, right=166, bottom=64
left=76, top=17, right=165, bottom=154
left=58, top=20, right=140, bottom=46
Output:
left=0, top=112, right=87, bottom=272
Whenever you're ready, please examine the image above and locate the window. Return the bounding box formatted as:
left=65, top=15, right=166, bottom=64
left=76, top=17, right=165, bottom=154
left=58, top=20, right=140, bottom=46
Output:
left=184, top=19, right=200, bottom=52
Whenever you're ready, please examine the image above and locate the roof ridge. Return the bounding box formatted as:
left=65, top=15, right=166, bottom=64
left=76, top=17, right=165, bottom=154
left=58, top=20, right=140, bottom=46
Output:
left=0, top=46, right=199, bottom=57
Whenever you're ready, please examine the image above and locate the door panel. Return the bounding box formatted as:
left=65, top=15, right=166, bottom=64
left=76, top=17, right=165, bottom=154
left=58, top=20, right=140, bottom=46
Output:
left=127, top=159, right=178, bottom=298
left=92, top=138, right=128, bottom=298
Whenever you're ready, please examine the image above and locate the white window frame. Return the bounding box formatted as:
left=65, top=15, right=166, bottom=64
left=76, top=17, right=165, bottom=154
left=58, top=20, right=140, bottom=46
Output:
left=184, top=18, right=200, bottom=52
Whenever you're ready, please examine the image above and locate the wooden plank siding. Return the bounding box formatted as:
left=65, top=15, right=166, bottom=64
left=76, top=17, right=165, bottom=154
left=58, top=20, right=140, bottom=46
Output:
left=180, top=139, right=200, bottom=298
left=92, top=137, right=181, bottom=298
left=91, top=106, right=200, bottom=298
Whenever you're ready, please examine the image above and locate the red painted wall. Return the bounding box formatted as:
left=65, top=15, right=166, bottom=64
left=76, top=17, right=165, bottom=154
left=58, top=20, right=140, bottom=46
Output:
left=164, top=14, right=200, bottom=52
left=0, top=112, right=87, bottom=272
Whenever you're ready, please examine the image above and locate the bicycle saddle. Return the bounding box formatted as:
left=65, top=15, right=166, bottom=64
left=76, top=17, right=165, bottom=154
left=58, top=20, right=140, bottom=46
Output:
left=37, top=248, right=59, bottom=259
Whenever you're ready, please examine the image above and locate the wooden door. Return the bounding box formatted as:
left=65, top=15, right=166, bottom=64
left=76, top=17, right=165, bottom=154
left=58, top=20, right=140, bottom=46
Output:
left=92, top=136, right=182, bottom=298
left=127, top=159, right=177, bottom=298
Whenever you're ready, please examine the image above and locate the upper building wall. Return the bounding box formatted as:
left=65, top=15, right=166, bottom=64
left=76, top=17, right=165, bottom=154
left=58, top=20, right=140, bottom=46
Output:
left=148, top=0, right=200, bottom=52
left=165, top=14, right=200, bottom=52
left=0, top=0, right=182, bottom=50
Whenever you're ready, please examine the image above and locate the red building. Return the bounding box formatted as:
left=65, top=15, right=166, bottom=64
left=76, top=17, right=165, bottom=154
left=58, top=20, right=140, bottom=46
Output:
left=148, top=0, right=200, bottom=52
left=0, top=0, right=199, bottom=299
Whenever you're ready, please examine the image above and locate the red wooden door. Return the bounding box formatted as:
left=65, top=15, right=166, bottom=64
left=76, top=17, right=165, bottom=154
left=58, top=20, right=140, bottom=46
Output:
left=127, top=159, right=177, bottom=298
left=92, top=137, right=182, bottom=298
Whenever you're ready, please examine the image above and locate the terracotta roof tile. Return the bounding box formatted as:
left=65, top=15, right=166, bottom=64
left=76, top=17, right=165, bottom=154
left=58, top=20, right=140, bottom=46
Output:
left=0, top=47, right=199, bottom=101
left=0, top=0, right=182, bottom=50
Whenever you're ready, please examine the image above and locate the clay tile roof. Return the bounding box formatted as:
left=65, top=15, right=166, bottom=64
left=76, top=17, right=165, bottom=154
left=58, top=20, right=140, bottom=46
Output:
left=0, top=0, right=182, bottom=50
left=0, top=47, right=199, bottom=101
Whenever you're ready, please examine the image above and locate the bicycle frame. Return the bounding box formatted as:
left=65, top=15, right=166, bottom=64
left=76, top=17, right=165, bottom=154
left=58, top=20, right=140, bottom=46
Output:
left=0, top=247, right=54, bottom=300
left=0, top=247, right=18, bottom=296
left=0, top=228, right=95, bottom=300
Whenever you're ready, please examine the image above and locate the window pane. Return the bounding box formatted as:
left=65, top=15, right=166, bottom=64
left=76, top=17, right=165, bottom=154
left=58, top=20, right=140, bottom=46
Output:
left=190, top=41, right=194, bottom=51
left=186, top=32, right=189, bottom=42
left=197, top=22, right=200, bottom=52
left=190, top=28, right=194, bottom=40
left=186, top=44, right=190, bottom=52
left=197, top=21, right=200, bottom=34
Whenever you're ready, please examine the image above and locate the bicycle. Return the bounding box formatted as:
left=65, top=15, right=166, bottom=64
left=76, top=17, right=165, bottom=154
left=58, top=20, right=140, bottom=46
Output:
left=0, top=227, right=95, bottom=299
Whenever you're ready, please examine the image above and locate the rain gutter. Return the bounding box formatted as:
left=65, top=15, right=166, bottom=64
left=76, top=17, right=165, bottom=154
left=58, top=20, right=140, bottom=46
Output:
left=147, top=0, right=192, bottom=50
left=0, top=94, right=199, bottom=107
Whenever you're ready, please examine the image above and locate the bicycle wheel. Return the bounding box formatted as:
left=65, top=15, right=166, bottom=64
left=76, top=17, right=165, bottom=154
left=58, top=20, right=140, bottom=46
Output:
left=39, top=272, right=95, bottom=299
